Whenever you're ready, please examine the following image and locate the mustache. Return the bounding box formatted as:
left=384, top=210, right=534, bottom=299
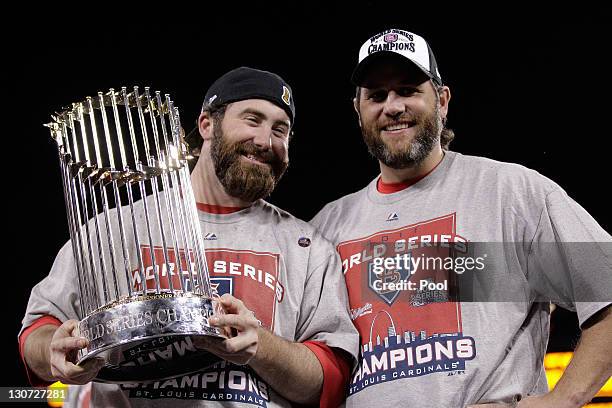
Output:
left=234, top=142, right=277, bottom=164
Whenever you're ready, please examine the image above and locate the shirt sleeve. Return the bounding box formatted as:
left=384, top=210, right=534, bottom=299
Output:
left=303, top=340, right=351, bottom=408
left=309, top=202, right=339, bottom=244
left=527, top=188, right=612, bottom=326
left=294, top=233, right=359, bottom=366
left=19, top=240, right=82, bottom=386
left=20, top=240, right=81, bottom=335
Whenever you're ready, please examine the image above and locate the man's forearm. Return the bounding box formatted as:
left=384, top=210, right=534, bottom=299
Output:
left=23, top=325, right=57, bottom=382
left=550, top=306, right=612, bottom=406
left=249, top=327, right=323, bottom=405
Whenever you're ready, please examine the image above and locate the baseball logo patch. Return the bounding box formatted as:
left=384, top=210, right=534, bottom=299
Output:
left=298, top=237, right=311, bottom=247
left=384, top=33, right=398, bottom=43
left=281, top=86, right=291, bottom=106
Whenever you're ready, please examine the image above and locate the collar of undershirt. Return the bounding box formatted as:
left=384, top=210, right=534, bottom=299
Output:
left=196, top=202, right=247, bottom=214
left=377, top=159, right=443, bottom=194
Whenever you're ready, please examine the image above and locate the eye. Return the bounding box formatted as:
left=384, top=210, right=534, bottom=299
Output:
left=273, top=126, right=289, bottom=138
left=245, top=115, right=260, bottom=125
left=367, top=90, right=387, bottom=103
left=398, top=87, right=418, bottom=97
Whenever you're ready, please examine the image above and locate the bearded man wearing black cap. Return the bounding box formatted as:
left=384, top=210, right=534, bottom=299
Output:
left=20, top=67, right=358, bottom=408
left=311, top=29, right=612, bottom=407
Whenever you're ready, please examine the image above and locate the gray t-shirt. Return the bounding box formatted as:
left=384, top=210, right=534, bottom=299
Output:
left=310, top=151, right=612, bottom=408
left=22, top=199, right=358, bottom=408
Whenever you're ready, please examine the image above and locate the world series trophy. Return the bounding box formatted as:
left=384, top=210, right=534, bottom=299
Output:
left=45, top=87, right=223, bottom=383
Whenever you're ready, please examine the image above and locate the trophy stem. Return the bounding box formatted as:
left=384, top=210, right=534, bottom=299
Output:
left=98, top=91, right=133, bottom=298
left=169, top=103, right=212, bottom=297
left=158, top=158, right=186, bottom=294
left=164, top=95, right=198, bottom=293
left=167, top=167, right=195, bottom=292
left=109, top=180, right=133, bottom=296
left=123, top=88, right=161, bottom=294
left=58, top=155, right=87, bottom=318
left=86, top=96, right=119, bottom=303
left=86, top=181, right=111, bottom=304
left=145, top=88, right=184, bottom=293
left=119, top=88, right=147, bottom=293
left=87, top=97, right=122, bottom=302
left=125, top=181, right=147, bottom=294
left=73, top=176, right=100, bottom=311
left=134, top=87, right=170, bottom=294
left=74, top=105, right=107, bottom=309
left=63, top=115, right=96, bottom=315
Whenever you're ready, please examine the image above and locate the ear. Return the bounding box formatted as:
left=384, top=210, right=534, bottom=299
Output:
left=437, top=85, right=451, bottom=121
left=198, top=111, right=214, bottom=141
left=353, top=97, right=362, bottom=128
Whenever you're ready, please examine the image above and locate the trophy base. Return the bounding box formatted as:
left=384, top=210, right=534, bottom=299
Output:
left=77, top=293, right=224, bottom=383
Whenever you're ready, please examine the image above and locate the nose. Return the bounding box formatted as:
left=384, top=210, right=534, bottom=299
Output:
left=382, top=91, right=405, bottom=118
left=252, top=126, right=272, bottom=151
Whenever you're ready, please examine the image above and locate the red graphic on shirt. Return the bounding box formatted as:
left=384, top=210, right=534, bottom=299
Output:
left=338, top=213, right=464, bottom=345
left=207, top=249, right=282, bottom=331
left=132, top=246, right=196, bottom=293
left=132, top=247, right=281, bottom=331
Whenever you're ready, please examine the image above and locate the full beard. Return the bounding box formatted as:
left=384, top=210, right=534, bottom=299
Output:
left=362, top=103, right=442, bottom=169
left=211, top=125, right=288, bottom=202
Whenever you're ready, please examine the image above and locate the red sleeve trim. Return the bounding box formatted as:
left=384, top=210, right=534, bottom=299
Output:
left=18, top=315, right=62, bottom=387
left=303, top=340, right=351, bottom=408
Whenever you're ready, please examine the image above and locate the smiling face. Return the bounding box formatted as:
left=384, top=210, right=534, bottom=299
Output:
left=355, top=58, right=449, bottom=169
left=206, top=99, right=291, bottom=202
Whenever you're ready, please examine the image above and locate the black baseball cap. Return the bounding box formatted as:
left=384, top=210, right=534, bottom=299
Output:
left=202, top=66, right=295, bottom=123
left=185, top=67, right=295, bottom=152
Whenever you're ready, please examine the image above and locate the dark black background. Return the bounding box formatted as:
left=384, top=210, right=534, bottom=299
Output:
left=3, top=3, right=609, bottom=395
